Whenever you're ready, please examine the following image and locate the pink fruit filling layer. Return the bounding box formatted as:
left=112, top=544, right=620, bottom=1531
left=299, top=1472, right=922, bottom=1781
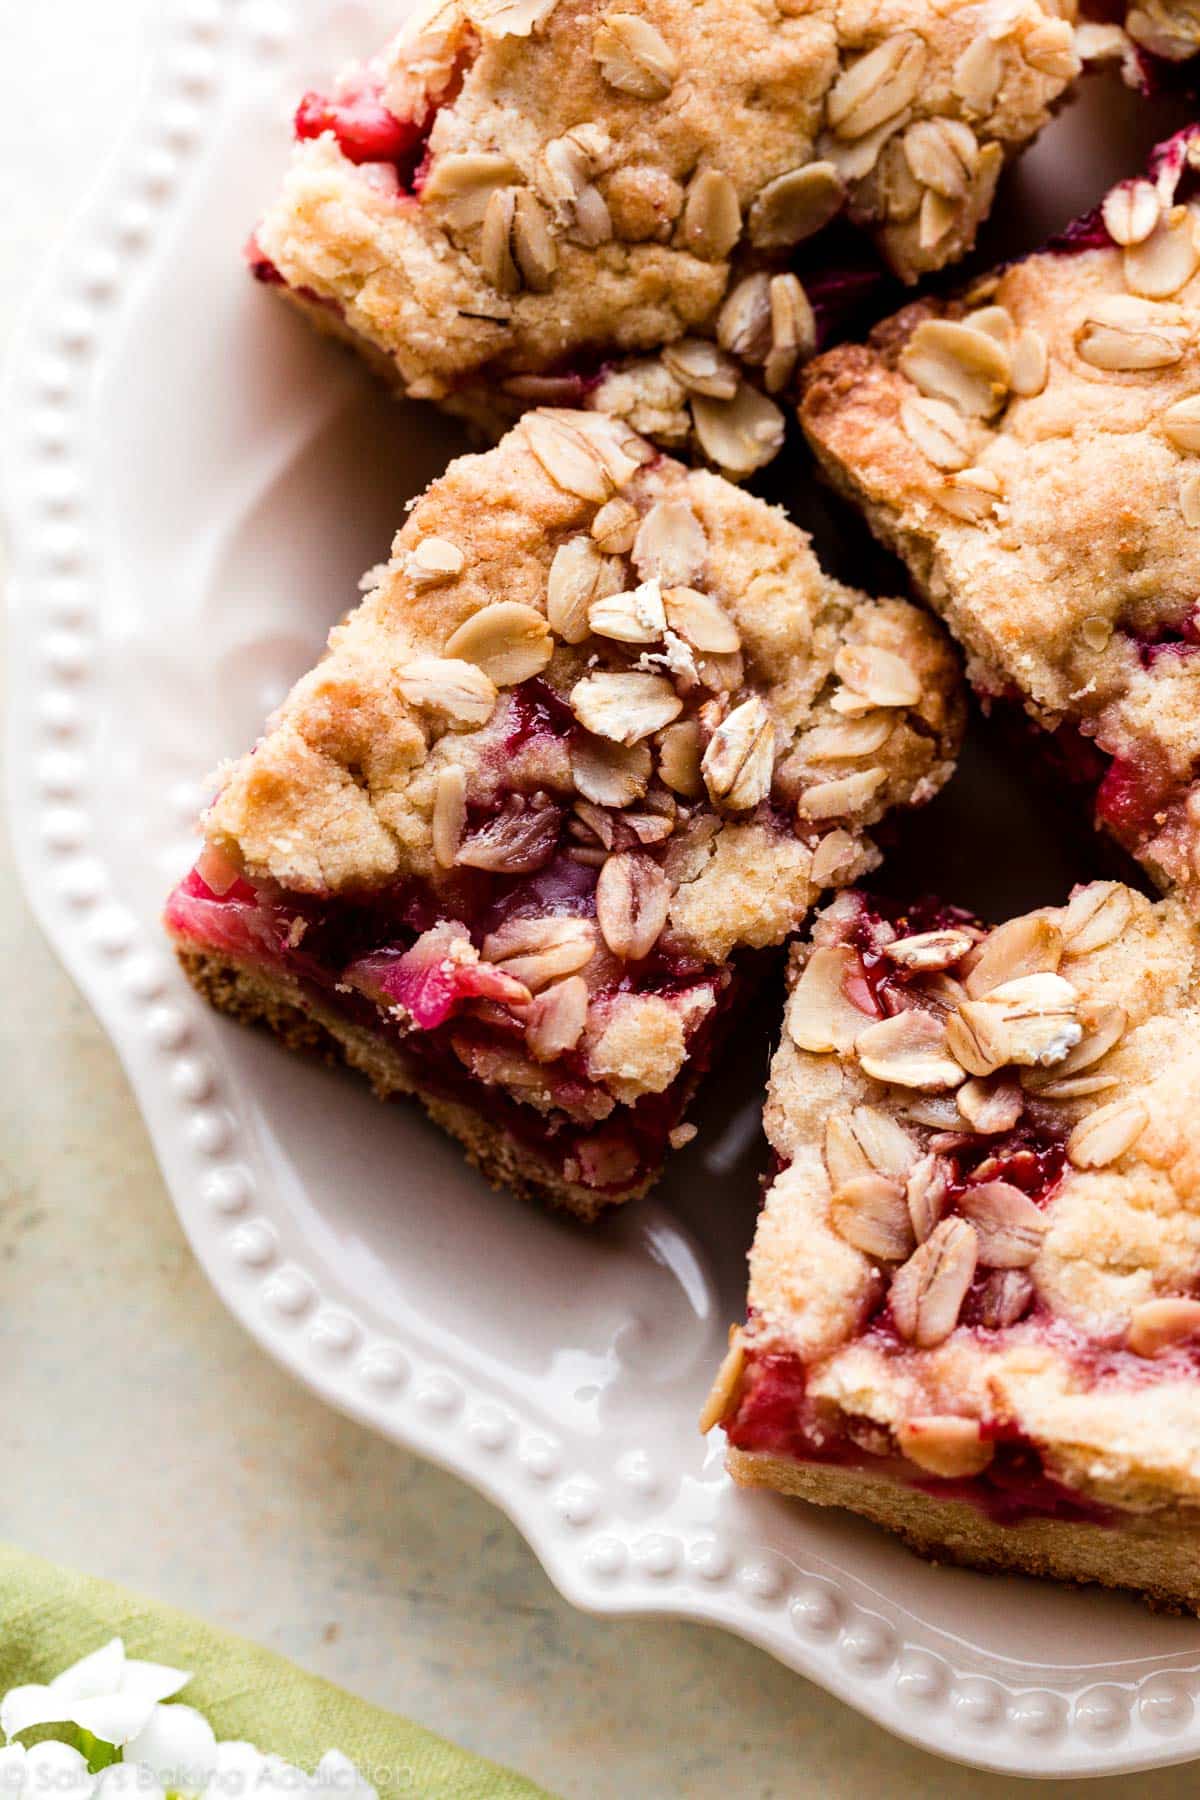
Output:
left=839, top=892, right=981, bottom=1017
left=730, top=1287, right=1200, bottom=1526
left=725, top=1351, right=1116, bottom=1526
left=294, top=67, right=442, bottom=190
left=165, top=841, right=740, bottom=1196
left=979, top=685, right=1188, bottom=860
left=723, top=888, right=1139, bottom=1527
left=249, top=68, right=454, bottom=292
left=1050, top=125, right=1200, bottom=256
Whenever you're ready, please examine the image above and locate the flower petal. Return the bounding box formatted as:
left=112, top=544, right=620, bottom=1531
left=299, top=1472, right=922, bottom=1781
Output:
left=50, top=1642, right=126, bottom=1704
left=1, top=1681, right=154, bottom=1750
left=118, top=1664, right=190, bottom=1708
left=262, top=1755, right=308, bottom=1798
left=1, top=1686, right=62, bottom=1740
left=123, top=1707, right=217, bottom=1796
left=21, top=1740, right=94, bottom=1800
left=71, top=1696, right=159, bottom=1748
left=0, top=1742, right=28, bottom=1798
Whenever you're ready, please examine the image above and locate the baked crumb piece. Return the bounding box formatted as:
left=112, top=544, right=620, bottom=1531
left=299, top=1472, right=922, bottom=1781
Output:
left=165, top=410, right=963, bottom=1216
left=1122, top=0, right=1200, bottom=63
left=802, top=126, right=1200, bottom=915
left=251, top=0, right=1079, bottom=475
left=709, top=880, right=1200, bottom=1611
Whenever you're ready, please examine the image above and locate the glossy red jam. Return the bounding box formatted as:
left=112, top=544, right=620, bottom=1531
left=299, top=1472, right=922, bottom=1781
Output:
left=1093, top=750, right=1176, bottom=844
left=839, top=892, right=982, bottom=1017
left=980, top=695, right=1181, bottom=861
left=166, top=856, right=742, bottom=1194
left=295, top=77, right=434, bottom=183
left=501, top=677, right=577, bottom=751
left=1125, top=608, right=1200, bottom=667
left=727, top=1351, right=1114, bottom=1526
left=164, top=667, right=763, bottom=1196
left=949, top=1125, right=1067, bottom=1203
left=1048, top=128, right=1200, bottom=257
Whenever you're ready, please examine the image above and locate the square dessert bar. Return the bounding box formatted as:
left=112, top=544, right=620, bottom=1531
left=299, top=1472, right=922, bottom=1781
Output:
left=165, top=411, right=963, bottom=1218
left=708, top=880, right=1200, bottom=1609
left=251, top=0, right=1079, bottom=475
left=802, top=128, right=1200, bottom=913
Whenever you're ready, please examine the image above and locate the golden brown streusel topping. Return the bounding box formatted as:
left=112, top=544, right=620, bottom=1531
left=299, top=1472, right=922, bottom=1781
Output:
left=728, top=882, right=1200, bottom=1509
left=802, top=132, right=1200, bottom=909
left=205, top=410, right=962, bottom=955
left=257, top=0, right=1078, bottom=473
left=198, top=413, right=962, bottom=1114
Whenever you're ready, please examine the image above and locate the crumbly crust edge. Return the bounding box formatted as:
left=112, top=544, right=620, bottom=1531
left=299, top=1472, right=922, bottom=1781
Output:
left=177, top=945, right=645, bottom=1218
left=727, top=1446, right=1200, bottom=1612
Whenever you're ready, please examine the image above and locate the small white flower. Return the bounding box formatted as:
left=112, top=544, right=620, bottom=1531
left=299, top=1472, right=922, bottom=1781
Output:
left=123, top=1706, right=216, bottom=1798
left=1, top=1642, right=188, bottom=1746
left=0, top=1739, right=95, bottom=1800
left=1, top=1642, right=373, bottom=1800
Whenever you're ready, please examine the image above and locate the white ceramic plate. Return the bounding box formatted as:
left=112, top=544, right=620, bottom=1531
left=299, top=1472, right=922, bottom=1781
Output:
left=7, top=0, right=1200, bottom=1774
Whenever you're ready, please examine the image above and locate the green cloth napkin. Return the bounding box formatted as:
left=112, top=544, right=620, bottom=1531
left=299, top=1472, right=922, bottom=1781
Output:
left=0, top=1546, right=555, bottom=1800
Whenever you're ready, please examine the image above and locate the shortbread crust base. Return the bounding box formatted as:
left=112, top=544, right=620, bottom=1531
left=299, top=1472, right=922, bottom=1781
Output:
left=178, top=946, right=650, bottom=1220
left=727, top=1447, right=1200, bottom=1613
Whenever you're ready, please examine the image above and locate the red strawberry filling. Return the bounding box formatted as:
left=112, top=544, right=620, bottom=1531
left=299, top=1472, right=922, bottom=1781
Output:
left=980, top=692, right=1187, bottom=863
left=1093, top=749, right=1176, bottom=843
left=729, top=1281, right=1200, bottom=1524
left=295, top=76, right=434, bottom=183
left=725, top=1352, right=1115, bottom=1525
left=1048, top=127, right=1200, bottom=256
left=837, top=891, right=982, bottom=1017
left=165, top=854, right=739, bottom=1196
left=1124, top=608, right=1200, bottom=668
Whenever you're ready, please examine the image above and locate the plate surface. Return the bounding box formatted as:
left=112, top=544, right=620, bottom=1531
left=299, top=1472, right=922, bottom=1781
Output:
left=7, top=0, right=1200, bottom=1774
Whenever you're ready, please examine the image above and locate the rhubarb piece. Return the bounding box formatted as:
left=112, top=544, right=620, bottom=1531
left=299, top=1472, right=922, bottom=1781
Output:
left=165, top=412, right=963, bottom=1217
left=250, top=0, right=1078, bottom=474
left=801, top=127, right=1200, bottom=912
left=708, top=881, right=1200, bottom=1610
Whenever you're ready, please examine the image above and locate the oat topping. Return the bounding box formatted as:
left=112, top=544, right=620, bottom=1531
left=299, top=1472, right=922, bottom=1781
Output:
left=408, top=536, right=467, bottom=586
left=256, top=0, right=1078, bottom=473
left=1126, top=0, right=1200, bottom=61
left=595, top=850, right=671, bottom=958
left=395, top=657, right=498, bottom=725
left=591, top=11, right=678, bottom=99
left=889, top=1215, right=978, bottom=1346
left=444, top=599, right=554, bottom=683
left=730, top=881, right=1200, bottom=1540
left=178, top=415, right=963, bottom=1208
left=801, top=128, right=1200, bottom=916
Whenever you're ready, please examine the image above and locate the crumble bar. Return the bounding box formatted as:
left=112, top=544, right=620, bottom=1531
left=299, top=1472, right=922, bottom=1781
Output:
left=707, top=881, right=1200, bottom=1610
left=802, top=128, right=1200, bottom=912
left=165, top=411, right=963, bottom=1217
left=251, top=0, right=1079, bottom=476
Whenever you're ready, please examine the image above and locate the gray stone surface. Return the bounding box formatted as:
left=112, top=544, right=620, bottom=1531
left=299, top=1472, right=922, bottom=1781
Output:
left=2, top=7, right=1197, bottom=1795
